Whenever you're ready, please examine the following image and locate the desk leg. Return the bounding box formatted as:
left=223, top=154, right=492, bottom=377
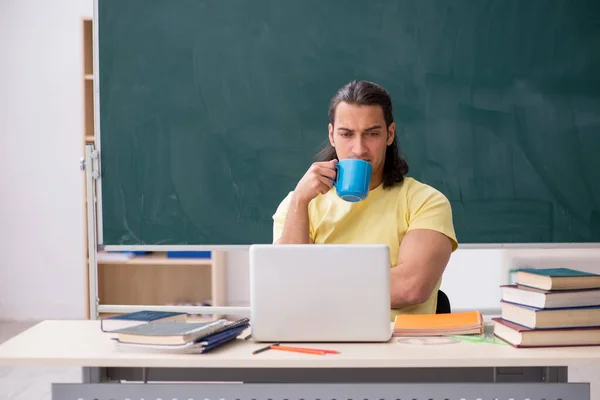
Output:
left=82, top=367, right=107, bottom=383
left=494, top=366, right=567, bottom=383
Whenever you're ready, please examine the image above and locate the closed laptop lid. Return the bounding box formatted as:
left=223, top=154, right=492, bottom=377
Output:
left=249, top=244, right=392, bottom=342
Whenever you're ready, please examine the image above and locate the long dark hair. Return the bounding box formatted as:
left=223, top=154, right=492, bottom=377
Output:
left=315, top=80, right=409, bottom=188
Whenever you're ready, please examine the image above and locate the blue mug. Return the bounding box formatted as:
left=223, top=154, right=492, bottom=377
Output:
left=334, top=159, right=372, bottom=202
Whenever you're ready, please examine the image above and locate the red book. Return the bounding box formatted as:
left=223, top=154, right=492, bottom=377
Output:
left=492, top=317, right=600, bottom=348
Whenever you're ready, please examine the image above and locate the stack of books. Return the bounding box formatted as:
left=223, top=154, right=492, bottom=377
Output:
left=110, top=317, right=250, bottom=353
left=493, top=268, right=600, bottom=348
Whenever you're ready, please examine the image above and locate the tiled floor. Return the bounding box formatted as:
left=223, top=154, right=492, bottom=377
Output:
left=0, top=321, right=81, bottom=400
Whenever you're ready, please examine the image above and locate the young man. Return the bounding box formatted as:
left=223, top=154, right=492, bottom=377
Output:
left=272, top=80, right=458, bottom=317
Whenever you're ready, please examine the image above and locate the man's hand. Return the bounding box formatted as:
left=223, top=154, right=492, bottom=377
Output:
left=275, top=160, right=337, bottom=244
left=292, top=160, right=337, bottom=204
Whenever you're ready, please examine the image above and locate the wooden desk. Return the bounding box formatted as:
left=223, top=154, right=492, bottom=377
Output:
left=0, top=320, right=596, bottom=400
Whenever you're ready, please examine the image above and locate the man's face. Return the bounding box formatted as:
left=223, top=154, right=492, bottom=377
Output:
left=328, top=102, right=395, bottom=185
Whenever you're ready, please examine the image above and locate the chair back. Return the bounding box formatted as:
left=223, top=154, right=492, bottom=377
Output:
left=436, top=290, right=451, bottom=314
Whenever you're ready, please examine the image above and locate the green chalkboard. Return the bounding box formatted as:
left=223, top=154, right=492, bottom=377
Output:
left=97, top=0, right=600, bottom=246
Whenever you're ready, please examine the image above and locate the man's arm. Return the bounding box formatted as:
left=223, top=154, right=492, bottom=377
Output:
left=275, top=195, right=312, bottom=244
left=390, top=229, right=452, bottom=308
left=274, top=160, right=337, bottom=244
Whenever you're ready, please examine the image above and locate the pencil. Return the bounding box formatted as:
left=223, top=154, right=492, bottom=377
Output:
left=270, top=346, right=326, bottom=355
left=271, top=345, right=339, bottom=354
left=252, top=342, right=280, bottom=355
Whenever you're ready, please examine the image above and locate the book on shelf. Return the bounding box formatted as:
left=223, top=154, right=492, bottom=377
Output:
left=500, top=285, right=600, bottom=309
left=492, top=317, right=600, bottom=348
left=515, top=268, right=600, bottom=291
left=100, top=310, right=187, bottom=332
left=96, top=251, right=134, bottom=262
left=393, top=310, right=483, bottom=336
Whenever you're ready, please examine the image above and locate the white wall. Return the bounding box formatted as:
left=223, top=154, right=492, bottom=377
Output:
left=0, top=0, right=93, bottom=320
left=226, top=247, right=600, bottom=313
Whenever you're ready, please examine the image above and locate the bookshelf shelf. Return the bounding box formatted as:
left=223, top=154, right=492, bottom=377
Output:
left=82, top=18, right=227, bottom=322
left=97, top=253, right=213, bottom=266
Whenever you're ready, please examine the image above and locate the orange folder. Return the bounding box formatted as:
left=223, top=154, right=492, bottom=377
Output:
left=393, top=310, right=483, bottom=336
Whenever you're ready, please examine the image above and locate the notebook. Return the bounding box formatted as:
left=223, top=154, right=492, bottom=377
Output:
left=393, top=311, right=483, bottom=336
left=199, top=317, right=249, bottom=339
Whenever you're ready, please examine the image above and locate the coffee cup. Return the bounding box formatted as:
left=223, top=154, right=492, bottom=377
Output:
left=333, top=159, right=372, bottom=202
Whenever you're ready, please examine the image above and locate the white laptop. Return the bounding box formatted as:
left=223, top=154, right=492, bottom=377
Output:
left=249, top=244, right=392, bottom=342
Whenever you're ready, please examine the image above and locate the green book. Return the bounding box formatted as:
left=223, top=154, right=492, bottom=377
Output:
left=516, top=268, right=600, bottom=291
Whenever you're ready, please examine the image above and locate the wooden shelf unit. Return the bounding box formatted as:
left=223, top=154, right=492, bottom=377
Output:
left=83, top=20, right=94, bottom=142
left=95, top=252, right=226, bottom=321
left=98, top=257, right=212, bottom=307
left=82, top=18, right=93, bottom=319
left=82, top=18, right=227, bottom=322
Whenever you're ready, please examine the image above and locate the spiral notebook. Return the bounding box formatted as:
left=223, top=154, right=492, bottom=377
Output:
left=193, top=317, right=250, bottom=342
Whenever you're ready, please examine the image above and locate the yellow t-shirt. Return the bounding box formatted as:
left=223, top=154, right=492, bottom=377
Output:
left=272, top=177, right=458, bottom=318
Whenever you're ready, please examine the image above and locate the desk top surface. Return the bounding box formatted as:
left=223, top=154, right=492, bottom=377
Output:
left=1, top=320, right=600, bottom=368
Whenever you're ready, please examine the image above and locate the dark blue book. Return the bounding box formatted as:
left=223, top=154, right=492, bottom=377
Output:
left=197, top=324, right=249, bottom=353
